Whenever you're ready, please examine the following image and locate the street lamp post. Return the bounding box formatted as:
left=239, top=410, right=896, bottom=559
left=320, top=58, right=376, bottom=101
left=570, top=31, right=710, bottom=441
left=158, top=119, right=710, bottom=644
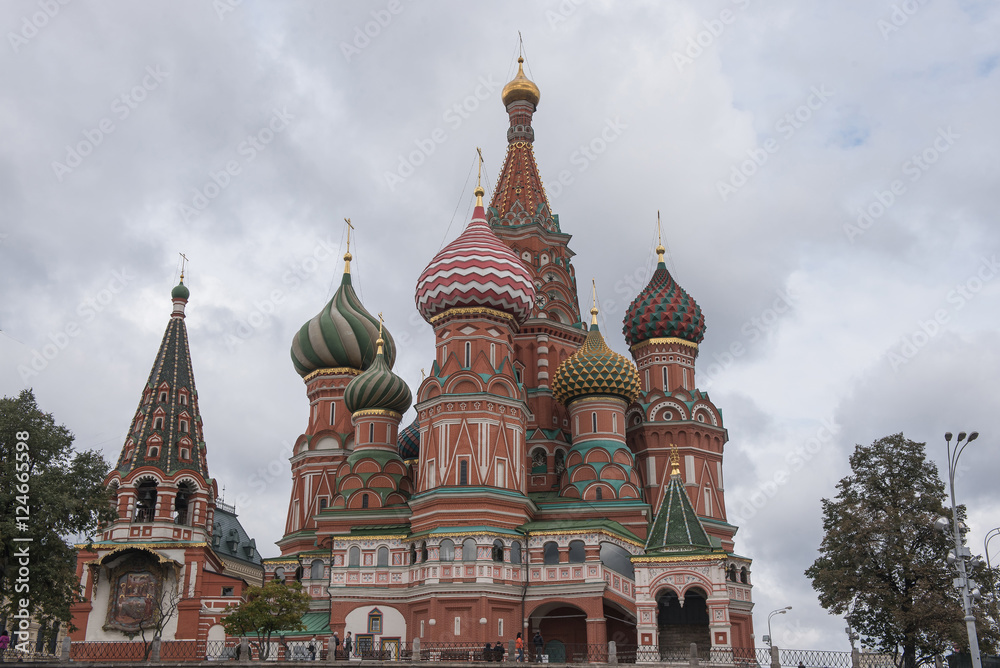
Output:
left=767, top=607, right=792, bottom=648
left=942, top=431, right=983, bottom=668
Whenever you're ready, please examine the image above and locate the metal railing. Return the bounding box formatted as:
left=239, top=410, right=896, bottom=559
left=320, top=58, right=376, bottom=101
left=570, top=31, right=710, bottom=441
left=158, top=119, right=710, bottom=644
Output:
left=780, top=648, right=854, bottom=668
left=70, top=640, right=150, bottom=661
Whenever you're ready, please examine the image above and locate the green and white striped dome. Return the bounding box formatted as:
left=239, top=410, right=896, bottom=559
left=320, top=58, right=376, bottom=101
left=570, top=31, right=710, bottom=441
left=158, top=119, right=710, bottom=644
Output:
left=344, top=339, right=411, bottom=416
left=290, top=255, right=396, bottom=377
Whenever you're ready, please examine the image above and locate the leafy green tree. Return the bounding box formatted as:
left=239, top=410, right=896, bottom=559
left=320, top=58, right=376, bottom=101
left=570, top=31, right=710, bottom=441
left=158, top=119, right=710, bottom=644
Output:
left=222, top=580, right=311, bottom=660
left=0, top=389, right=114, bottom=632
left=806, top=433, right=998, bottom=668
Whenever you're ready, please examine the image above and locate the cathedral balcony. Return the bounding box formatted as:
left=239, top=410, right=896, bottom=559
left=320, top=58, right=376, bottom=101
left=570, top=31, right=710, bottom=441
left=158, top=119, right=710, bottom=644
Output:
left=527, top=562, right=636, bottom=602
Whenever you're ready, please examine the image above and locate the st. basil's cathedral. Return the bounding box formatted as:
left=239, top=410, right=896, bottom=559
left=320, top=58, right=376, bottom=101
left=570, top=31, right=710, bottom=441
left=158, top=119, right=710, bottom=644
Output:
left=70, top=56, right=755, bottom=658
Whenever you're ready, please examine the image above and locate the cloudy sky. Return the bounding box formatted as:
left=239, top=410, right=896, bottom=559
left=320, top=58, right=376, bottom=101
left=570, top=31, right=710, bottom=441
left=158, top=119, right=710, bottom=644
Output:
left=2, top=0, right=999, bottom=651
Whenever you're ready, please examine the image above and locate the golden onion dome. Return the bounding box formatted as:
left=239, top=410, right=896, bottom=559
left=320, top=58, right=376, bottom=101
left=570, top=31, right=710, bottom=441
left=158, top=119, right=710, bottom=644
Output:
left=502, top=57, right=541, bottom=108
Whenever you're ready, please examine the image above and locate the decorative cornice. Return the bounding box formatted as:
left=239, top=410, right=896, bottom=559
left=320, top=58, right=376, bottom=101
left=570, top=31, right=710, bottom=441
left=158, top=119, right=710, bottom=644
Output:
left=527, top=528, right=643, bottom=548
left=631, top=553, right=727, bottom=563
left=429, top=307, right=516, bottom=325
left=630, top=337, right=700, bottom=353
left=304, top=367, right=363, bottom=382
left=351, top=408, right=402, bottom=420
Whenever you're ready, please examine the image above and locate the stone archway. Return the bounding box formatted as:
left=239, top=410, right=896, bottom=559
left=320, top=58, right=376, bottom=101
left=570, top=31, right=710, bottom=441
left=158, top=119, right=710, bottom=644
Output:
left=656, top=587, right=710, bottom=656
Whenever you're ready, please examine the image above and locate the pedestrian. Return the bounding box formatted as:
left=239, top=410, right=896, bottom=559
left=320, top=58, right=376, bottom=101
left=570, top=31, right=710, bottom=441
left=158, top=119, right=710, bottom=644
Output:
left=484, top=641, right=495, bottom=662
left=0, top=629, right=9, bottom=661
left=532, top=631, right=543, bottom=662
left=515, top=632, right=524, bottom=663
left=309, top=635, right=317, bottom=661
left=494, top=641, right=504, bottom=662
left=344, top=631, right=353, bottom=659
left=332, top=632, right=340, bottom=660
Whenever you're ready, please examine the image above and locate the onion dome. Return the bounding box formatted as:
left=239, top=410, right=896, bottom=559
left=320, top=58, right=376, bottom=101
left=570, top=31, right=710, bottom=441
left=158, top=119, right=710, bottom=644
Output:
left=344, top=337, right=412, bottom=415
left=623, top=243, right=705, bottom=346
left=397, top=418, right=420, bottom=460
left=415, top=187, right=535, bottom=325
left=552, top=306, right=641, bottom=406
left=171, top=278, right=190, bottom=300
left=291, top=252, right=395, bottom=377
left=502, top=57, right=541, bottom=108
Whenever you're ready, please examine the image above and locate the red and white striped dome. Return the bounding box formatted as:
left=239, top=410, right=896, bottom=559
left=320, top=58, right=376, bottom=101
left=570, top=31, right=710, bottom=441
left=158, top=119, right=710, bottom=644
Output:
left=415, top=197, right=535, bottom=325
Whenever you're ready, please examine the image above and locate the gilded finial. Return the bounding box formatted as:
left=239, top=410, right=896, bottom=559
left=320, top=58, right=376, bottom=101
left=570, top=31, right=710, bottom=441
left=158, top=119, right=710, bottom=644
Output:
left=376, top=312, right=384, bottom=355
left=343, top=218, right=355, bottom=274
left=656, top=211, right=665, bottom=263
left=590, top=279, right=599, bottom=326
left=179, top=252, right=188, bottom=283
left=475, top=147, right=485, bottom=207
left=670, top=444, right=680, bottom=476
left=420, top=368, right=426, bottom=381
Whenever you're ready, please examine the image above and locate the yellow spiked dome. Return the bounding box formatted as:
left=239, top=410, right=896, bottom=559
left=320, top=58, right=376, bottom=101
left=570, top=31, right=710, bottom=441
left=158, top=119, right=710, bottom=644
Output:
left=552, top=306, right=641, bottom=406
left=502, top=57, right=541, bottom=108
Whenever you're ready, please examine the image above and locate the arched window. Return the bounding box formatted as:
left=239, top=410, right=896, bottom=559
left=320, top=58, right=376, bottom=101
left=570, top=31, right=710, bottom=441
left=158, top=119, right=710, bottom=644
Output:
left=311, top=559, right=325, bottom=579
left=134, top=479, right=157, bottom=522
left=554, top=450, right=566, bottom=476
left=740, top=567, right=748, bottom=584
left=492, top=540, right=505, bottom=562
left=174, top=481, right=194, bottom=525
left=180, top=394, right=187, bottom=406
left=439, top=539, right=455, bottom=561
left=159, top=391, right=167, bottom=403
left=274, top=567, right=286, bottom=582
left=510, top=542, right=522, bottom=564
left=543, top=541, right=559, bottom=565
left=377, top=547, right=389, bottom=567
left=459, top=460, right=468, bottom=485
left=361, top=493, right=369, bottom=509
left=154, top=417, right=163, bottom=430
left=349, top=546, right=360, bottom=567
left=600, top=542, right=635, bottom=579
left=421, top=542, right=429, bottom=563
left=595, top=487, right=603, bottom=500
left=531, top=448, right=547, bottom=473
left=179, top=420, right=188, bottom=433
left=568, top=540, right=585, bottom=563
left=463, top=538, right=477, bottom=561
left=410, top=544, right=417, bottom=565
left=729, top=565, right=738, bottom=582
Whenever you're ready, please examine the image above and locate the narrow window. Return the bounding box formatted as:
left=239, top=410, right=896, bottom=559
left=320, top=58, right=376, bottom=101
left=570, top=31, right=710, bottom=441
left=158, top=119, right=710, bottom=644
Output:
left=454, top=616, right=461, bottom=636
left=312, top=559, right=325, bottom=579
left=663, top=366, right=669, bottom=390
left=490, top=343, right=496, bottom=367
left=592, top=412, right=598, bottom=433
left=349, top=546, right=360, bottom=567
left=180, top=394, right=187, bottom=406
left=568, top=540, right=585, bottom=563
left=499, top=619, right=504, bottom=637
left=427, top=460, right=436, bottom=487
left=147, top=446, right=159, bottom=458
left=543, top=541, right=559, bottom=565
left=463, top=538, right=477, bottom=561
left=495, top=460, right=506, bottom=487
left=612, top=413, right=617, bottom=434
left=704, top=488, right=712, bottom=516
left=319, top=497, right=328, bottom=510
left=420, top=620, right=425, bottom=638
left=465, top=341, right=471, bottom=368
left=595, top=487, right=603, bottom=500
left=361, top=493, right=369, bottom=509
left=368, top=422, right=375, bottom=443
left=377, top=547, right=389, bottom=567
left=159, top=392, right=167, bottom=402
left=330, top=401, right=336, bottom=425
left=154, top=417, right=163, bottom=430
left=515, top=367, right=522, bottom=383
left=179, top=448, right=189, bottom=460
left=492, top=539, right=505, bottom=562
left=439, top=539, right=455, bottom=561
left=510, top=542, right=522, bottom=564
left=180, top=420, right=187, bottom=433
left=459, top=460, right=468, bottom=485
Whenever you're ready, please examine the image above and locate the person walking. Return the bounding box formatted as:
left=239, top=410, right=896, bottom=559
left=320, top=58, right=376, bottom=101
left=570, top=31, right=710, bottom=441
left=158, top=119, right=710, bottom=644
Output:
left=343, top=631, right=353, bottom=660
left=308, top=636, right=317, bottom=661
left=532, top=631, right=543, bottom=663
left=332, top=632, right=340, bottom=660
left=515, top=632, right=524, bottom=663
left=0, top=629, right=9, bottom=662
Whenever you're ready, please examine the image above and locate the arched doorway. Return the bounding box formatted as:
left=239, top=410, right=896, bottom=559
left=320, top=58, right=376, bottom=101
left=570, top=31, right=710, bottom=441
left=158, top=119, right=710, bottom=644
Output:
left=656, top=587, right=710, bottom=656
left=527, top=602, right=588, bottom=660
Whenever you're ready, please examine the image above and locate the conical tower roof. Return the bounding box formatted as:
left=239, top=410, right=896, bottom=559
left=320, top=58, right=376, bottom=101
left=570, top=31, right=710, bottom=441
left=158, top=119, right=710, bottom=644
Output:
left=115, top=277, right=209, bottom=478
left=291, top=250, right=395, bottom=377
left=646, top=448, right=713, bottom=552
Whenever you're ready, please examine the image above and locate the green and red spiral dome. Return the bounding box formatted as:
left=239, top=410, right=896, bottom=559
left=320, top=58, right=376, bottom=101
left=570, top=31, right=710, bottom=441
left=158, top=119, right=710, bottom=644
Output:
left=623, top=254, right=705, bottom=346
